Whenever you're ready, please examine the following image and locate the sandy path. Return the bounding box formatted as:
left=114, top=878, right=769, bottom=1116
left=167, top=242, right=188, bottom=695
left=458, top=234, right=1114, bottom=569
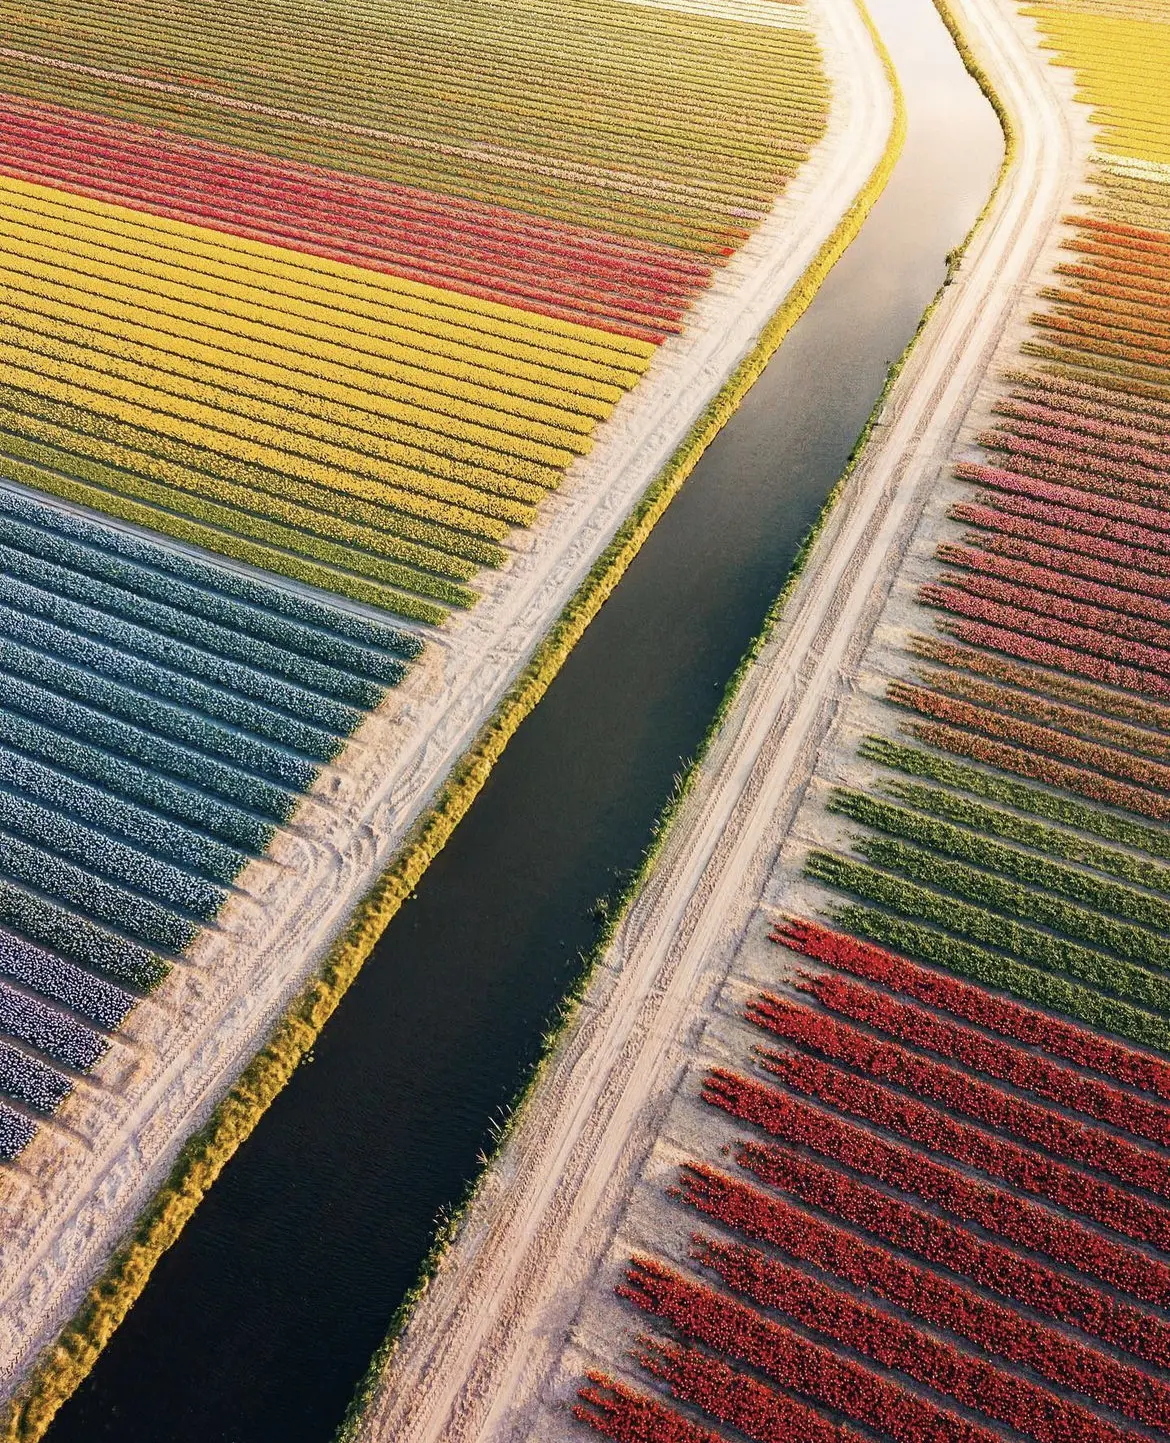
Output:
left=353, top=0, right=1078, bottom=1437
left=0, top=0, right=890, bottom=1401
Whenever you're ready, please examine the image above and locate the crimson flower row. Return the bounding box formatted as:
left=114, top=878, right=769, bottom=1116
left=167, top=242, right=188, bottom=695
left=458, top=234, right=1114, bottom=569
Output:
left=695, top=1232, right=1142, bottom=1443
left=622, top=1257, right=1004, bottom=1443
left=703, top=1069, right=1170, bottom=1305
left=772, top=918, right=1170, bottom=1101
left=755, top=1037, right=1170, bottom=1249
left=789, top=970, right=1170, bottom=1146
left=679, top=1163, right=1169, bottom=1427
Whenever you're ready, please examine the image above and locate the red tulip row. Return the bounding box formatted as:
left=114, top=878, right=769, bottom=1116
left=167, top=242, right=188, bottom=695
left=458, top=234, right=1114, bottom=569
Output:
left=788, top=969, right=1170, bottom=1146
left=726, top=1140, right=1170, bottom=1366
left=771, top=917, right=1170, bottom=1101
left=636, top=1338, right=861, bottom=1443
left=753, top=1035, right=1170, bottom=1249
left=574, top=1373, right=724, bottom=1443
left=679, top=1162, right=1170, bottom=1425
left=693, top=1233, right=1144, bottom=1443
left=930, top=567, right=1170, bottom=653
left=954, top=500, right=1170, bottom=579
left=937, top=542, right=1170, bottom=631
left=890, top=681, right=1170, bottom=797
left=904, top=716, right=1169, bottom=821
left=702, top=1069, right=1170, bottom=1304
left=621, top=1256, right=1002, bottom=1443
left=748, top=993, right=1170, bottom=1197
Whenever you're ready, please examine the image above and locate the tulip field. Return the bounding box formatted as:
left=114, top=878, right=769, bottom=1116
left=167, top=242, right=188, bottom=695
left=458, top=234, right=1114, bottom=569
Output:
left=574, top=3, right=1170, bottom=1441
left=0, top=0, right=831, bottom=1183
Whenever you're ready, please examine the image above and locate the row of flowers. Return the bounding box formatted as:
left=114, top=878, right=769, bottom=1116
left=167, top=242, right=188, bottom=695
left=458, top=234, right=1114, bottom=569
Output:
left=772, top=917, right=1170, bottom=1098
left=0, top=666, right=279, bottom=855
left=0, top=925, right=133, bottom=1032
left=703, top=1069, right=1170, bottom=1304
left=694, top=1232, right=1141, bottom=1443
left=955, top=499, right=1170, bottom=580
left=747, top=992, right=1170, bottom=1200
left=889, top=681, right=1170, bottom=808
left=621, top=1256, right=1001, bottom=1443
left=753, top=1026, right=1170, bottom=1248
left=680, top=1163, right=1167, bottom=1425
left=2, top=565, right=363, bottom=739
left=830, top=787, right=1170, bottom=934
left=910, top=633, right=1170, bottom=737
left=0, top=753, right=224, bottom=918
left=0, top=486, right=421, bottom=667
left=2, top=618, right=322, bottom=794
left=1, top=217, right=644, bottom=403
left=807, top=849, right=1170, bottom=1026
left=0, top=238, right=623, bottom=433
left=826, top=898, right=1170, bottom=1054
left=859, top=734, right=1170, bottom=863
left=792, top=965, right=1170, bottom=1144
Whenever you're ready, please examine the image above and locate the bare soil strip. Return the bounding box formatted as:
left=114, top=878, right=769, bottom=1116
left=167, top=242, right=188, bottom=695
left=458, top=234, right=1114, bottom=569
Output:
left=351, top=0, right=1084, bottom=1438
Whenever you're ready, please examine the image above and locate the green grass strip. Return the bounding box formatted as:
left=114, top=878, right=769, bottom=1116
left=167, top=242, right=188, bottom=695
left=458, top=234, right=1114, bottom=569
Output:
left=808, top=850, right=1170, bottom=1016
left=860, top=736, right=1170, bottom=862
left=831, top=788, right=1170, bottom=934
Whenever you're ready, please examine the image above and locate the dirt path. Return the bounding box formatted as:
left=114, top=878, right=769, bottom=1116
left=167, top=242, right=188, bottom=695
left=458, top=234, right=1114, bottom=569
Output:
left=353, top=1, right=1079, bottom=1438
left=0, top=0, right=891, bottom=1403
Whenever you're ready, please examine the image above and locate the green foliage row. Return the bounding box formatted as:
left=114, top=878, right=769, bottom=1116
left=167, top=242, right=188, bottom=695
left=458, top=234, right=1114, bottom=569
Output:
left=860, top=736, right=1170, bottom=861
left=830, top=788, right=1170, bottom=936
left=806, top=850, right=1170, bottom=1017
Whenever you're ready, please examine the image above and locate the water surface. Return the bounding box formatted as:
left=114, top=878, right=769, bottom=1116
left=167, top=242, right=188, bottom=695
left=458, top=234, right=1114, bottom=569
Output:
left=45, top=4, right=1002, bottom=1438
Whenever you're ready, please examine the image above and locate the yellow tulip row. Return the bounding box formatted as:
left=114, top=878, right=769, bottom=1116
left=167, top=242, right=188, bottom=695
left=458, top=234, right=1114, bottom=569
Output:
left=0, top=325, right=580, bottom=486
left=0, top=182, right=651, bottom=387
left=1023, top=6, right=1170, bottom=165
left=0, top=399, right=488, bottom=600
left=2, top=374, right=529, bottom=540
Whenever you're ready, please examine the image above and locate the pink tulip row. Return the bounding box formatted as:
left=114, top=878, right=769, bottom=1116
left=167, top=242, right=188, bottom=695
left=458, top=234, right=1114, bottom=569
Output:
left=957, top=463, right=1170, bottom=539
left=931, top=568, right=1170, bottom=653
left=954, top=500, right=1170, bottom=578
left=919, top=585, right=1170, bottom=702
left=994, top=395, right=1170, bottom=451
left=938, top=540, right=1170, bottom=627
left=982, top=421, right=1170, bottom=482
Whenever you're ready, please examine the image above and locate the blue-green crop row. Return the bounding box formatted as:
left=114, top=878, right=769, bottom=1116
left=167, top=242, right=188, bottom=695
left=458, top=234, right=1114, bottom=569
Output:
left=0, top=484, right=424, bottom=1158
